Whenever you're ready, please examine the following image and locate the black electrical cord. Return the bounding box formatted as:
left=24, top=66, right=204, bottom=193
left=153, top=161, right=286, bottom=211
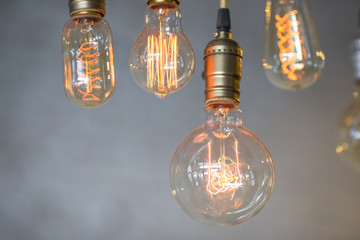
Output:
left=217, top=0, right=231, bottom=32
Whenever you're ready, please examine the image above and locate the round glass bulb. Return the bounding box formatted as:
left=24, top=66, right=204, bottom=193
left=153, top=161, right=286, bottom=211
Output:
left=170, top=103, right=275, bottom=226
left=336, top=83, right=360, bottom=172
left=62, top=15, right=115, bottom=108
left=129, top=3, right=195, bottom=99
left=262, top=0, right=325, bottom=91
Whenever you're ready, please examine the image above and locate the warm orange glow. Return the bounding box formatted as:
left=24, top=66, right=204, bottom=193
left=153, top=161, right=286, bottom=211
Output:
left=275, top=10, right=305, bottom=81
left=76, top=40, right=101, bottom=101
left=147, top=33, right=178, bottom=98
left=207, top=140, right=242, bottom=198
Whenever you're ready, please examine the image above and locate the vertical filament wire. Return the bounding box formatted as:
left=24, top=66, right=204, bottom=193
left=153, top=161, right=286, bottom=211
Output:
left=146, top=33, right=178, bottom=97
left=207, top=137, right=242, bottom=197
left=275, top=10, right=305, bottom=81
left=76, top=40, right=102, bottom=101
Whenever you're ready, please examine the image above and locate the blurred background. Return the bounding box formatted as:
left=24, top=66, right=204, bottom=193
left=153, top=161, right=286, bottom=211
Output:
left=0, top=0, right=359, bottom=239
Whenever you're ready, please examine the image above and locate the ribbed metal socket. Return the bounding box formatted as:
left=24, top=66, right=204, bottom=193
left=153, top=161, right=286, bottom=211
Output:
left=69, top=0, right=106, bottom=17
left=147, top=0, right=180, bottom=6
left=204, top=31, right=243, bottom=105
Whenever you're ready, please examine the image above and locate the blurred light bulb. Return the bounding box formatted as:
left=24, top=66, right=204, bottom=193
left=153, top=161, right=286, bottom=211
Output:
left=62, top=0, right=115, bottom=108
left=129, top=0, right=195, bottom=99
left=337, top=83, right=360, bottom=172
left=170, top=103, right=275, bottom=226
left=336, top=26, right=360, bottom=172
left=262, top=0, right=325, bottom=91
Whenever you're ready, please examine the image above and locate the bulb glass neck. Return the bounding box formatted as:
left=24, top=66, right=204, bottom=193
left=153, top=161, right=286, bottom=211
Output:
left=144, top=4, right=181, bottom=33
left=146, top=3, right=179, bottom=14
left=202, top=102, right=243, bottom=127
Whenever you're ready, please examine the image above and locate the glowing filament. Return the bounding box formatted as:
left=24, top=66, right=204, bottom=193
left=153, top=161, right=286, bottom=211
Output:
left=76, top=40, right=102, bottom=101
left=146, top=33, right=178, bottom=98
left=275, top=10, right=305, bottom=81
left=207, top=140, right=242, bottom=197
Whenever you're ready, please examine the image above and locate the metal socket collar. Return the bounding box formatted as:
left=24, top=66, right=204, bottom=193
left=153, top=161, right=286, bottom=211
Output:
left=203, top=32, right=243, bottom=105
left=69, top=0, right=106, bottom=17
left=147, top=0, right=180, bottom=6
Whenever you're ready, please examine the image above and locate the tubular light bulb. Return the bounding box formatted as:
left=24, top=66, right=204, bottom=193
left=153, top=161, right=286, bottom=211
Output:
left=262, top=0, right=325, bottom=91
left=336, top=25, right=360, bottom=172
left=129, top=0, right=195, bottom=99
left=170, top=1, right=275, bottom=226
left=170, top=102, right=275, bottom=226
left=62, top=0, right=115, bottom=108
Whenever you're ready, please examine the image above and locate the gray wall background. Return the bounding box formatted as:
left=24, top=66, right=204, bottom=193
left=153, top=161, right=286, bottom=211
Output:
left=0, top=0, right=359, bottom=239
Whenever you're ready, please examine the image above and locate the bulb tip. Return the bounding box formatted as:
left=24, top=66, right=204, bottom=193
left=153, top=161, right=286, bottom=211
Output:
left=152, top=88, right=169, bottom=99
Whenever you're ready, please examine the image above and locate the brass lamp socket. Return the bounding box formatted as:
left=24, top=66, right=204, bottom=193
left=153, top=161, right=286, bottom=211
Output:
left=147, top=0, right=180, bottom=6
left=203, top=31, right=243, bottom=106
left=69, top=0, right=106, bottom=17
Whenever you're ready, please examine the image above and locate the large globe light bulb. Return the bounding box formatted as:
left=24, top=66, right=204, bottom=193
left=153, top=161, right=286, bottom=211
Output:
left=170, top=102, right=275, bottom=226
left=262, top=0, right=325, bottom=91
left=170, top=1, right=275, bottom=226
left=129, top=0, right=195, bottom=99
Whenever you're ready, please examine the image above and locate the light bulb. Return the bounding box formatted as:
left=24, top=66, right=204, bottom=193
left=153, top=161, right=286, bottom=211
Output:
left=170, top=102, right=275, bottom=226
left=62, top=0, right=115, bottom=108
left=129, top=0, right=195, bottom=99
left=170, top=1, right=275, bottom=226
left=336, top=28, right=360, bottom=172
left=337, top=82, right=360, bottom=172
left=262, top=0, right=325, bottom=91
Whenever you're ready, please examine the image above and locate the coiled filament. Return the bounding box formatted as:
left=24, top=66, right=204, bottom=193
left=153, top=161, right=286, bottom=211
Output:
left=275, top=10, right=305, bottom=81
left=76, top=40, right=102, bottom=101
left=207, top=139, right=242, bottom=199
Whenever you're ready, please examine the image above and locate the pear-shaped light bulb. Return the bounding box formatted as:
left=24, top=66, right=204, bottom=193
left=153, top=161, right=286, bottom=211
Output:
left=129, top=1, right=195, bottom=99
left=337, top=83, right=360, bottom=172
left=336, top=29, right=360, bottom=172
left=170, top=102, right=275, bottom=226
left=262, top=0, right=325, bottom=91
